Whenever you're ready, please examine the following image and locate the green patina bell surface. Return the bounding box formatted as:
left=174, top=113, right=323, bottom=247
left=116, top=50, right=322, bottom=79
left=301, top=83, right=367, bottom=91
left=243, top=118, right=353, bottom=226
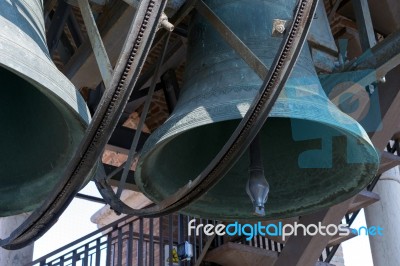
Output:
left=135, top=0, right=380, bottom=220
left=0, top=1, right=93, bottom=216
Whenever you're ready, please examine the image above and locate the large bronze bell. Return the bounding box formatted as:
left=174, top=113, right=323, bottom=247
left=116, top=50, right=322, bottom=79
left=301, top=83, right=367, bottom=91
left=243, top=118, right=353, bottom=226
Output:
left=136, top=0, right=380, bottom=220
left=0, top=1, right=93, bottom=216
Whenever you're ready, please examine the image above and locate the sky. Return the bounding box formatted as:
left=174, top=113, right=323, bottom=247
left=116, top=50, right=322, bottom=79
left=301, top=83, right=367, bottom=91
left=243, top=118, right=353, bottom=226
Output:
left=32, top=182, right=376, bottom=265
left=33, top=182, right=103, bottom=260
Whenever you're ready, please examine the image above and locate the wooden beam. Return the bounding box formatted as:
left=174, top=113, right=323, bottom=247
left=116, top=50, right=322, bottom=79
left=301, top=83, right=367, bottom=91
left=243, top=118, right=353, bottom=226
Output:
left=378, top=151, right=400, bottom=174
left=205, top=242, right=278, bottom=266
left=327, top=226, right=357, bottom=247
left=370, top=66, right=400, bottom=151
left=347, top=190, right=380, bottom=214
left=274, top=198, right=353, bottom=266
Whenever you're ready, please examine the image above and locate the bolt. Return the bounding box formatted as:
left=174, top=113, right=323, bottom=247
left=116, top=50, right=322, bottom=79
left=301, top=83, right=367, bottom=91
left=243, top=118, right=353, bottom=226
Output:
left=275, top=24, right=285, bottom=33
left=159, top=13, right=174, bottom=32
left=272, top=19, right=288, bottom=37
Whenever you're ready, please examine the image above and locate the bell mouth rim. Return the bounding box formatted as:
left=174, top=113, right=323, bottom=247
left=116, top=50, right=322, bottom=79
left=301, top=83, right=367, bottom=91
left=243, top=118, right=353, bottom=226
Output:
left=135, top=98, right=379, bottom=220
left=138, top=96, right=379, bottom=158
left=0, top=62, right=91, bottom=217
left=0, top=35, right=91, bottom=126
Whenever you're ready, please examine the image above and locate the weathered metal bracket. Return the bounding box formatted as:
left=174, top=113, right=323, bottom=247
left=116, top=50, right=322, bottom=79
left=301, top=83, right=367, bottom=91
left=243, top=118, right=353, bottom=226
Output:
left=351, top=0, right=376, bottom=51
left=78, top=0, right=113, bottom=87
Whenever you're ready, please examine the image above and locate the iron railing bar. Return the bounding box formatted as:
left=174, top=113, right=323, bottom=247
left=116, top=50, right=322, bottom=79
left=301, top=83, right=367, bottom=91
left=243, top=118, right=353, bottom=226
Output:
left=159, top=216, right=164, bottom=266
left=30, top=215, right=139, bottom=265
left=106, top=232, right=112, bottom=266
left=95, top=238, right=100, bottom=266
left=149, top=218, right=154, bottom=266
left=83, top=243, right=89, bottom=266
left=75, top=193, right=106, bottom=204
left=127, top=222, right=133, bottom=266
left=193, top=218, right=197, bottom=261
left=256, top=235, right=261, bottom=248
left=325, top=244, right=340, bottom=262
left=138, top=218, right=144, bottom=266
left=199, top=219, right=203, bottom=255
left=117, top=227, right=123, bottom=266
left=72, top=250, right=77, bottom=266
left=169, top=214, right=173, bottom=266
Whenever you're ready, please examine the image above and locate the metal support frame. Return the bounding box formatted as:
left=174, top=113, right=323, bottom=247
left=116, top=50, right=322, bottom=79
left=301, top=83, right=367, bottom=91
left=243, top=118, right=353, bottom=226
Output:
left=78, top=0, right=113, bottom=86
left=351, top=0, right=376, bottom=51
left=107, top=126, right=149, bottom=153
left=161, top=69, right=180, bottom=113
left=75, top=193, right=106, bottom=204
left=46, top=0, right=71, bottom=56
left=115, top=32, right=172, bottom=198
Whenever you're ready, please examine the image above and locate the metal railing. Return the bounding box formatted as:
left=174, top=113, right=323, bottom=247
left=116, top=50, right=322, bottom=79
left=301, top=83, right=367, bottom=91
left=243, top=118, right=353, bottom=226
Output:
left=30, top=213, right=201, bottom=266
left=30, top=212, right=287, bottom=266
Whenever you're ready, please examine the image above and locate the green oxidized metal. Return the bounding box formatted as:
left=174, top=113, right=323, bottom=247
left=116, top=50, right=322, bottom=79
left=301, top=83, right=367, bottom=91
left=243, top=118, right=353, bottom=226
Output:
left=0, top=0, right=93, bottom=216
left=135, top=0, right=379, bottom=220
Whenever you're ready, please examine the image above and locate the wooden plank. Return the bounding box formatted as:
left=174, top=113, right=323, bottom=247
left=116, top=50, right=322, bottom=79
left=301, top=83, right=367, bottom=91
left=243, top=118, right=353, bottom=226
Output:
left=194, top=235, right=216, bottom=266
left=347, top=190, right=380, bottom=214
left=327, top=227, right=357, bottom=247
left=274, top=198, right=353, bottom=266
left=205, top=242, right=278, bottom=266
left=370, top=66, right=400, bottom=151
left=378, top=152, right=400, bottom=174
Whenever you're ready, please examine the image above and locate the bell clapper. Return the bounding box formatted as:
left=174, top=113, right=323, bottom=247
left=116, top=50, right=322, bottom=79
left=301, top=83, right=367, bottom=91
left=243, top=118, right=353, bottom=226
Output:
left=246, top=134, right=270, bottom=216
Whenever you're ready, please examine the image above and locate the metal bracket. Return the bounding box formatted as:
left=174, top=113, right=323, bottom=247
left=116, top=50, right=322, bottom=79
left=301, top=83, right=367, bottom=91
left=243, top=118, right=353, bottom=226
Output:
left=272, top=19, right=289, bottom=37
left=78, top=0, right=113, bottom=87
